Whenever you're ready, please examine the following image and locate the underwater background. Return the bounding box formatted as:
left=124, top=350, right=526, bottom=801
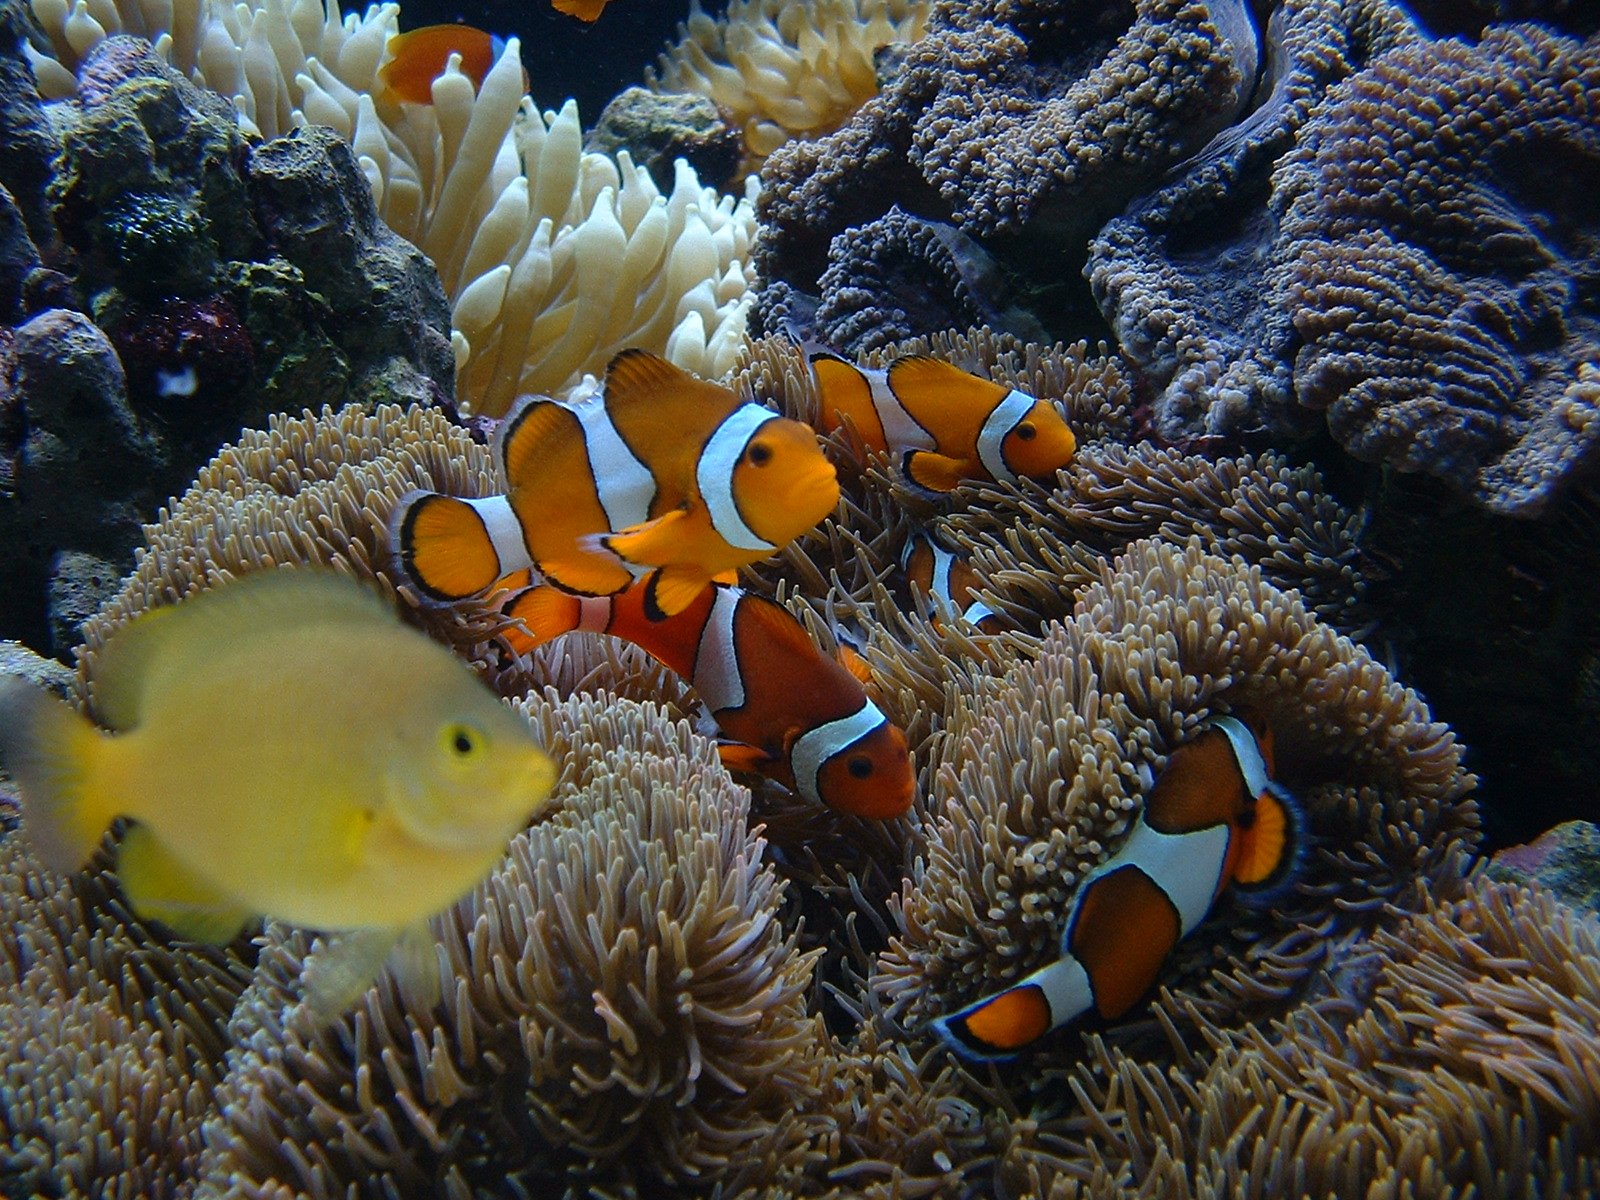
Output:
left=1, top=0, right=1598, bottom=1195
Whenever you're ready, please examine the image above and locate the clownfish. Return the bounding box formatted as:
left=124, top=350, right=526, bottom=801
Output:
left=900, top=531, right=1003, bottom=633
left=390, top=350, right=840, bottom=620
left=378, top=25, right=520, bottom=106
left=932, top=714, right=1300, bottom=1060
left=498, top=578, right=916, bottom=820
left=808, top=353, right=1077, bottom=495
left=552, top=0, right=613, bottom=20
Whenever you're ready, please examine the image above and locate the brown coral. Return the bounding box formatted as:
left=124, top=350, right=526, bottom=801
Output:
left=755, top=0, right=1263, bottom=334
left=199, top=690, right=824, bottom=1198
left=875, top=538, right=1476, bottom=1039
left=1086, top=0, right=1422, bottom=444
left=0, top=834, right=253, bottom=1200
left=1058, top=878, right=1600, bottom=1198
left=1284, top=24, right=1600, bottom=515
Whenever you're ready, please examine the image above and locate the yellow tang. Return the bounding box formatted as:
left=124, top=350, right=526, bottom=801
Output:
left=0, top=569, right=557, bottom=1019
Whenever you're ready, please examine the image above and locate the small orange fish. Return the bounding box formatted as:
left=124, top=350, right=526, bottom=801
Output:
left=378, top=24, right=510, bottom=105
left=900, top=530, right=1003, bottom=633
left=933, top=714, right=1300, bottom=1059
left=390, top=350, right=840, bottom=620
left=552, top=0, right=612, bottom=21
left=499, top=579, right=916, bottom=820
left=809, top=353, right=1077, bottom=495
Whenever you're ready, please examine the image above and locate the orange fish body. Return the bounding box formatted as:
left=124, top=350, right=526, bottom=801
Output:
left=933, top=713, right=1299, bottom=1059
left=552, top=0, right=611, bottom=21
left=379, top=25, right=505, bottom=105
left=500, top=579, right=916, bottom=820
left=901, top=531, right=1003, bottom=633
left=809, top=353, right=1077, bottom=494
left=390, top=351, right=840, bottom=619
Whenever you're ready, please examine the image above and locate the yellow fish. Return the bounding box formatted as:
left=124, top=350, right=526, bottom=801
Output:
left=0, top=569, right=556, bottom=1018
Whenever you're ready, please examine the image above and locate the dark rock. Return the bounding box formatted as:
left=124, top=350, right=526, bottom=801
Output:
left=587, top=86, right=743, bottom=193
left=1489, top=821, right=1600, bottom=915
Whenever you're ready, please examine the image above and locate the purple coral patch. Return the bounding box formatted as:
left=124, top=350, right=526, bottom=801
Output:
left=109, top=296, right=254, bottom=412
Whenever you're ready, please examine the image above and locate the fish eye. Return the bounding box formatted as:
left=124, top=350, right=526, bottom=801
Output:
left=746, top=441, right=773, bottom=466
left=1015, top=421, right=1037, bottom=441
left=443, top=723, right=484, bottom=758
left=848, top=755, right=873, bottom=779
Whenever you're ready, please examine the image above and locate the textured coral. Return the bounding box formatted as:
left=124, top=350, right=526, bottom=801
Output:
left=198, top=691, right=822, bottom=1198
left=0, top=834, right=254, bottom=1200
left=1087, top=0, right=1422, bottom=443
left=810, top=206, right=1050, bottom=356
left=756, top=0, right=1264, bottom=319
left=649, top=0, right=930, bottom=173
left=875, top=538, right=1476, bottom=1035
left=1059, top=878, right=1600, bottom=1198
left=1284, top=24, right=1600, bottom=515
left=943, top=443, right=1373, bottom=635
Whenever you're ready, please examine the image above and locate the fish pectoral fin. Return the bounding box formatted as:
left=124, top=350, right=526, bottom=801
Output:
left=299, top=927, right=401, bottom=1024
left=902, top=450, right=970, bottom=495
left=603, top=509, right=691, bottom=568
left=538, top=544, right=635, bottom=598
left=716, top=741, right=778, bottom=776
left=116, top=823, right=252, bottom=944
left=642, top=565, right=714, bottom=620
left=388, top=923, right=444, bottom=1013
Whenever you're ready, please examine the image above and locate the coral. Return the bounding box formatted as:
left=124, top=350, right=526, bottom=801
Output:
left=197, top=691, right=823, bottom=1198
left=28, top=0, right=759, bottom=415
left=1490, top=821, right=1600, bottom=915
left=72, top=401, right=506, bottom=685
left=0, top=833, right=254, bottom=1200
left=1087, top=0, right=1422, bottom=443
left=942, top=443, right=1373, bottom=636
left=1060, top=878, right=1600, bottom=1198
left=810, top=206, right=1050, bottom=356
left=756, top=0, right=1264, bottom=321
left=648, top=0, right=931, bottom=173
left=586, top=86, right=743, bottom=193
left=1284, top=24, right=1600, bottom=516
left=874, top=538, right=1476, bottom=1037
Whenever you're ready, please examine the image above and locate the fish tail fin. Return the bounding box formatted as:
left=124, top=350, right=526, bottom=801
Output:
left=390, top=491, right=507, bottom=602
left=500, top=584, right=584, bottom=653
left=931, top=970, right=1064, bottom=1061
left=1233, top=781, right=1305, bottom=903
left=551, top=0, right=606, bottom=20
left=0, top=677, right=111, bottom=873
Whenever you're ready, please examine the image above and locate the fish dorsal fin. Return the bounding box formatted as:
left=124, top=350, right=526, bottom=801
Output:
left=496, top=395, right=583, bottom=493
left=92, top=570, right=391, bottom=731
left=886, top=356, right=1001, bottom=424
left=602, top=350, right=744, bottom=485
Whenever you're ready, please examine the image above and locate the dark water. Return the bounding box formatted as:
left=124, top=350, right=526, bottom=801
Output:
left=394, top=0, right=713, bottom=122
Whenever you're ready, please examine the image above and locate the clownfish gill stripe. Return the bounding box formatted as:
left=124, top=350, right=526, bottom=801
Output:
left=698, top=406, right=779, bottom=553
left=471, top=496, right=531, bottom=580
left=1088, top=817, right=1232, bottom=939
left=692, top=586, right=745, bottom=713
left=975, top=389, right=1035, bottom=485
left=1209, top=714, right=1271, bottom=799
left=572, top=396, right=655, bottom=534
left=789, top=701, right=886, bottom=807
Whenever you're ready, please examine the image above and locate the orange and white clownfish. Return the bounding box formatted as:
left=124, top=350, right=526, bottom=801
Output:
left=377, top=25, right=525, bottom=105
left=932, top=713, right=1300, bottom=1060
left=390, top=350, right=840, bottom=620
left=498, top=578, right=916, bottom=820
left=900, top=530, right=1003, bottom=633
left=808, top=353, right=1077, bottom=495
